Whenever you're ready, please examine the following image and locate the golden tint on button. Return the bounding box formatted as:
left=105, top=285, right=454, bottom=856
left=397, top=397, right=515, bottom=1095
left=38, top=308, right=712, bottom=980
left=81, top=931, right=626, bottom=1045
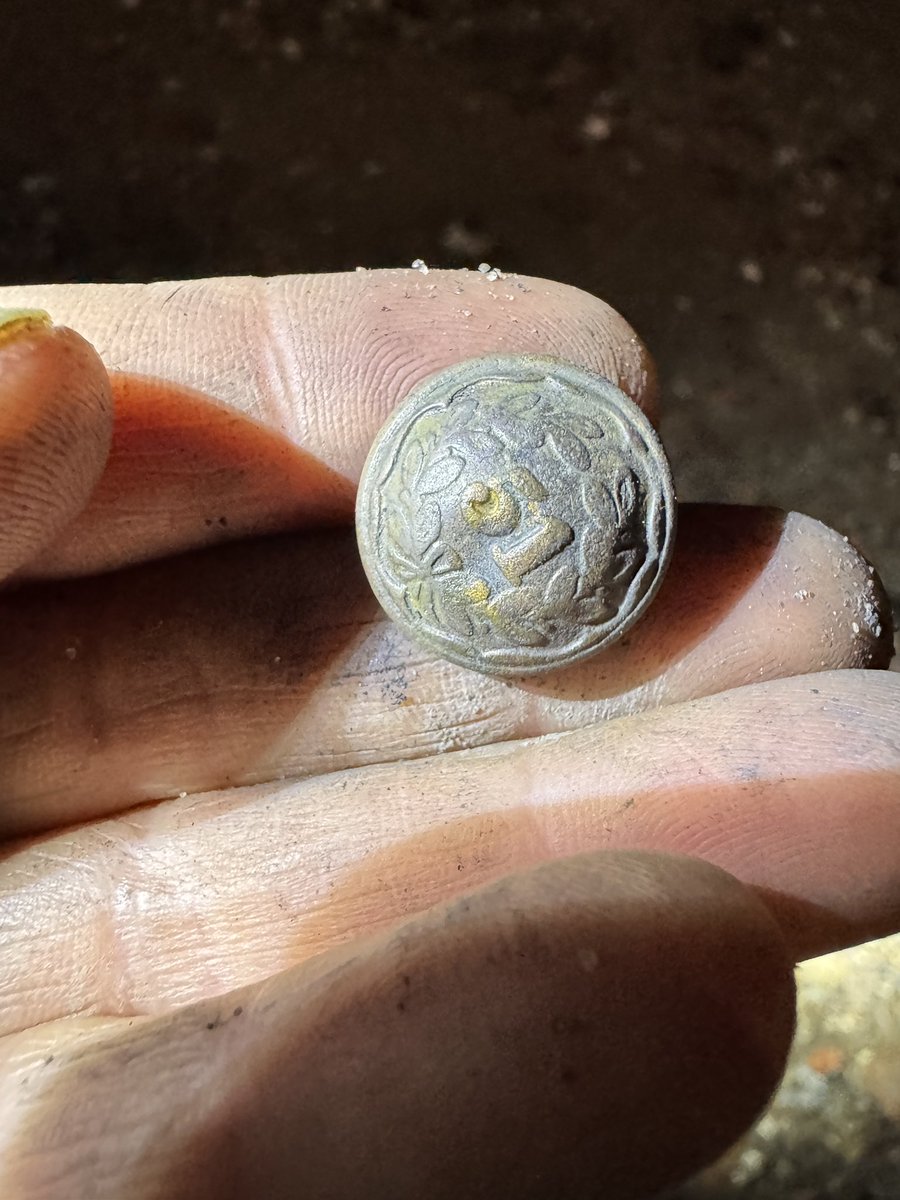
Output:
left=356, top=354, right=677, bottom=678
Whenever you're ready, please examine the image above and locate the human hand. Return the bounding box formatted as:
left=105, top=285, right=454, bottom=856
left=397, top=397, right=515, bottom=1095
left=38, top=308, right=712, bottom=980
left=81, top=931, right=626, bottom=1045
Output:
left=0, top=272, right=896, bottom=1199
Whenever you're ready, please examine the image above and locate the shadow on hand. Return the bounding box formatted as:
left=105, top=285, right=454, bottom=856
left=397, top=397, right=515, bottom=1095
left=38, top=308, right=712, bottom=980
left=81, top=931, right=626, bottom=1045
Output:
left=18, top=372, right=356, bottom=581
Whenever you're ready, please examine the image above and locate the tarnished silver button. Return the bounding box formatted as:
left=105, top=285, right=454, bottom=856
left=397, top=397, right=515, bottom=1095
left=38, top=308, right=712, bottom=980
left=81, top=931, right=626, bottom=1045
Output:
left=356, top=354, right=676, bottom=677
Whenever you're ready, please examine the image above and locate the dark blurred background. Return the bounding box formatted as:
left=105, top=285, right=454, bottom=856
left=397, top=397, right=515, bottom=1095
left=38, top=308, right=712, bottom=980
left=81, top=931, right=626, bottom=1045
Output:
left=1, top=0, right=898, bottom=613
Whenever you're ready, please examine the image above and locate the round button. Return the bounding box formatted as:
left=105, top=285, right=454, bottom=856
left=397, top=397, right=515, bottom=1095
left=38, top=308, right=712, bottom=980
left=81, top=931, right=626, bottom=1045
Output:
left=356, top=354, right=676, bottom=677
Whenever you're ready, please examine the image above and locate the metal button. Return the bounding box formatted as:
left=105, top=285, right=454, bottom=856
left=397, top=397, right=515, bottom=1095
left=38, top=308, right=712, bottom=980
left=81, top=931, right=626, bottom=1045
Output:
left=356, top=354, right=676, bottom=677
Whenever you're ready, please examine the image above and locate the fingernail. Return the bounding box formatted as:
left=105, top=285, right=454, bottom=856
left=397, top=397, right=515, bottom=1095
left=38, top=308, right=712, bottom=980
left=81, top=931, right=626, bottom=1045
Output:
left=0, top=308, right=52, bottom=348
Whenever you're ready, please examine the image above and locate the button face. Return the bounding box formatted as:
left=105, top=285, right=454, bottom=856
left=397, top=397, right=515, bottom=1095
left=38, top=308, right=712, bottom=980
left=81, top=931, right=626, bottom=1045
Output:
left=356, top=355, right=676, bottom=677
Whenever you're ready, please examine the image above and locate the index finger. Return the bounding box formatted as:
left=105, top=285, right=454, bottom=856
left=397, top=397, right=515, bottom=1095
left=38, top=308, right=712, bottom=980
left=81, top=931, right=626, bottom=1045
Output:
left=0, top=270, right=657, bottom=578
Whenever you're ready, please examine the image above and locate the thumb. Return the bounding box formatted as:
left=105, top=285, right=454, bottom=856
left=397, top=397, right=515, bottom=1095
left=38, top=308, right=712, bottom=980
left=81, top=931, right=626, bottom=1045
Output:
left=0, top=310, right=112, bottom=583
left=0, top=851, right=794, bottom=1200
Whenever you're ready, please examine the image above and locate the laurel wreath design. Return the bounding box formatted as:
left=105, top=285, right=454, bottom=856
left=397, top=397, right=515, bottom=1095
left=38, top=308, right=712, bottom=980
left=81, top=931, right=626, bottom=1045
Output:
left=380, top=384, right=651, bottom=649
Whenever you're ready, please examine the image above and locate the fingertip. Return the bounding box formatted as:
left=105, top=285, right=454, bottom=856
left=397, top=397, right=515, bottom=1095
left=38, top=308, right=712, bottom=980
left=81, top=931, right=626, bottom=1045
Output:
left=768, top=512, right=894, bottom=670
left=262, top=851, right=793, bottom=1199
left=0, top=317, right=113, bottom=581
left=224, top=851, right=794, bottom=1200
left=517, top=273, right=661, bottom=422
left=269, top=268, right=662, bottom=480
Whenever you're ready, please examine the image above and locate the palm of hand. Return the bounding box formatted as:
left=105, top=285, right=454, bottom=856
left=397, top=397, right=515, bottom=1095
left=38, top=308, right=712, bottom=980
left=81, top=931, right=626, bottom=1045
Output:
left=0, top=271, right=896, bottom=1200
